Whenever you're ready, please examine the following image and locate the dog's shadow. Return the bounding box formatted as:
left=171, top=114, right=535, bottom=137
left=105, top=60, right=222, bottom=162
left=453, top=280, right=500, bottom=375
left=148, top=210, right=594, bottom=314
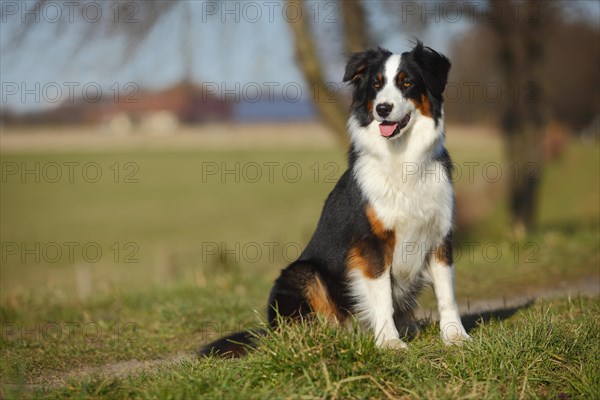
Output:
left=460, top=300, right=534, bottom=333
left=401, top=300, right=535, bottom=339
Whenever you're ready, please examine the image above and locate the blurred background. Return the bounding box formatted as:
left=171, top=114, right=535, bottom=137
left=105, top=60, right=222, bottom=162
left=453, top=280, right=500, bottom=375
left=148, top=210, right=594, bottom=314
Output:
left=1, top=0, right=598, bottom=307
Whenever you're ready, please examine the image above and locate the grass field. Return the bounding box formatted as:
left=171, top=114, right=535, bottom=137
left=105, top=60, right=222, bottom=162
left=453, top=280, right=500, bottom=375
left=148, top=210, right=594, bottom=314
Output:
left=1, top=124, right=598, bottom=398
left=3, top=296, right=599, bottom=399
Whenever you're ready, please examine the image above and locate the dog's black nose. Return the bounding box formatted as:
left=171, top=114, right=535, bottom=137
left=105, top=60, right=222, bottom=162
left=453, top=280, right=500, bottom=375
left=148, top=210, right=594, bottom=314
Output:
left=376, top=103, right=393, bottom=118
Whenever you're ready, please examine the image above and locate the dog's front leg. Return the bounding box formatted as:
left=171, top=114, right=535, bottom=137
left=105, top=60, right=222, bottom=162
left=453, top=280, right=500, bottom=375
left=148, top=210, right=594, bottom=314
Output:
left=429, top=246, right=471, bottom=345
left=349, top=269, right=407, bottom=350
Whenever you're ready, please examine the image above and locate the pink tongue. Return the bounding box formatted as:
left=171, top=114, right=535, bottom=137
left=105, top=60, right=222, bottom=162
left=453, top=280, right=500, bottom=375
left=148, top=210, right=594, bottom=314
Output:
left=379, top=123, right=398, bottom=137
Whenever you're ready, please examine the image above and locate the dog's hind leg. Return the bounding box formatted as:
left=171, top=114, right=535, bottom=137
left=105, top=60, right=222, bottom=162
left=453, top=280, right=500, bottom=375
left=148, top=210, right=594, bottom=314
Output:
left=199, top=261, right=340, bottom=358
left=268, top=261, right=341, bottom=326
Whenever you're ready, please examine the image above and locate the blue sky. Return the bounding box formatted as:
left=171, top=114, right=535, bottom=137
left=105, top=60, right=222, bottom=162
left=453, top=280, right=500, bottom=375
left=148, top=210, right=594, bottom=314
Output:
left=1, top=1, right=598, bottom=112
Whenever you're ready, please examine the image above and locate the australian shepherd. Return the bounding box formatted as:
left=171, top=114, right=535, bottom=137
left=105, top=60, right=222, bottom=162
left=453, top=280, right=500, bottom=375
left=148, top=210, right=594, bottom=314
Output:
left=199, top=42, right=470, bottom=357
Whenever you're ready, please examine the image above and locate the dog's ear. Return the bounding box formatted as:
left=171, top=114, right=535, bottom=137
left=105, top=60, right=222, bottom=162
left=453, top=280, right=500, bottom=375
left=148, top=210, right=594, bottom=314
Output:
left=410, top=41, right=451, bottom=96
left=343, top=51, right=371, bottom=83
left=343, top=48, right=391, bottom=84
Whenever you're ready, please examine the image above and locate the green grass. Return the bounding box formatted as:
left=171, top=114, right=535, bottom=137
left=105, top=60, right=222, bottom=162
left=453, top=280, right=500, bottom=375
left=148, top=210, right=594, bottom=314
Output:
left=1, top=135, right=599, bottom=397
left=4, top=296, right=599, bottom=399
left=1, top=142, right=597, bottom=300
left=0, top=149, right=343, bottom=297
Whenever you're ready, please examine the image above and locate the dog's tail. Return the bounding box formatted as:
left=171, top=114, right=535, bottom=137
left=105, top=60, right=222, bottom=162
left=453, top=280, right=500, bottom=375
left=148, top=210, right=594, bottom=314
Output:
left=197, top=329, right=267, bottom=358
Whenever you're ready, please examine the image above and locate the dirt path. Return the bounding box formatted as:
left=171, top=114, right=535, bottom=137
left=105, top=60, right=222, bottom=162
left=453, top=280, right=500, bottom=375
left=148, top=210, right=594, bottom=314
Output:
left=415, top=276, right=600, bottom=320
left=2, top=352, right=197, bottom=393
left=3, top=278, right=598, bottom=394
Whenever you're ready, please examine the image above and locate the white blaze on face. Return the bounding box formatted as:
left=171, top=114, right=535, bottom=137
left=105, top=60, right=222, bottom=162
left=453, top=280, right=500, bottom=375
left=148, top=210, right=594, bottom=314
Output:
left=374, top=55, right=412, bottom=123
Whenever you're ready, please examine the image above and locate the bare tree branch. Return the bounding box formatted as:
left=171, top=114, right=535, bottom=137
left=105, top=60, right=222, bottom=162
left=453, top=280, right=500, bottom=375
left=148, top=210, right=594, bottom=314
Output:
left=1, top=1, right=179, bottom=62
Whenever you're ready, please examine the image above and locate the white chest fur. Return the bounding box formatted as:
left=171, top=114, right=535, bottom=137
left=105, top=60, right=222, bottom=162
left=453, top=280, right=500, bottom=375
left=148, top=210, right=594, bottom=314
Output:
left=350, top=117, right=454, bottom=286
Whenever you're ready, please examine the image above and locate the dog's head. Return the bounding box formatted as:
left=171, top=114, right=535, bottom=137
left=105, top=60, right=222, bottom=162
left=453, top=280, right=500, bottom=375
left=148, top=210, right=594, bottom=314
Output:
left=343, top=42, right=450, bottom=140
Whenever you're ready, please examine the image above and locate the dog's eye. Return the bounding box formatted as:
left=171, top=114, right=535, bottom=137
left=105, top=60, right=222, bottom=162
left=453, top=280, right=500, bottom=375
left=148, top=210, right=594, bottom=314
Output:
left=373, top=81, right=382, bottom=89
left=403, top=81, right=413, bottom=88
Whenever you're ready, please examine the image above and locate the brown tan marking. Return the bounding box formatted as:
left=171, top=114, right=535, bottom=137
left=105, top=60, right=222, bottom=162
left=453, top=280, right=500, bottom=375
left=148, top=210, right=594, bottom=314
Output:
left=366, top=207, right=388, bottom=238
left=412, top=94, right=432, bottom=117
left=304, top=275, right=341, bottom=321
left=347, top=206, right=396, bottom=279
left=347, top=246, right=377, bottom=278
left=368, top=206, right=396, bottom=268
left=350, top=64, right=367, bottom=82
left=434, top=235, right=453, bottom=266
left=373, top=73, right=384, bottom=90
left=396, top=71, right=407, bottom=87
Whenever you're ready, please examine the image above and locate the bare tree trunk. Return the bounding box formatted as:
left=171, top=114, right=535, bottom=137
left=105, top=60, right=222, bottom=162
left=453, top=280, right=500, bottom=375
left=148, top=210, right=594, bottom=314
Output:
left=287, top=0, right=372, bottom=147
left=491, top=0, right=546, bottom=236
left=341, top=0, right=371, bottom=54
left=287, top=0, right=349, bottom=146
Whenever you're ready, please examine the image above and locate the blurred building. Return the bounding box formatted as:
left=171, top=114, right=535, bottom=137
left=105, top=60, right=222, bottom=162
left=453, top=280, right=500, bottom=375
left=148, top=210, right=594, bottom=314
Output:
left=0, top=82, right=323, bottom=131
left=0, top=82, right=233, bottom=131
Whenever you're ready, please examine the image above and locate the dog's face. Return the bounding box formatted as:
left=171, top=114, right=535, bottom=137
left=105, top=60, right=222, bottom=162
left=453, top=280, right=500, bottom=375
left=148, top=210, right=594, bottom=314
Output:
left=344, top=43, right=451, bottom=140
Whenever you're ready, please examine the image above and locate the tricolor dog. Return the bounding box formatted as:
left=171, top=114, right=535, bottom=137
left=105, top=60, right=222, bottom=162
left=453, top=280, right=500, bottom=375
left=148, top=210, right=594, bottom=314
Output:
left=200, top=42, right=470, bottom=357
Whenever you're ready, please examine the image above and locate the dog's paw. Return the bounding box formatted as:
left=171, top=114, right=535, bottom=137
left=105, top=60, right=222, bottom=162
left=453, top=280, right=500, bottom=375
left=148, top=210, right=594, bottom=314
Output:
left=380, top=338, right=409, bottom=351
left=440, top=320, right=471, bottom=346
